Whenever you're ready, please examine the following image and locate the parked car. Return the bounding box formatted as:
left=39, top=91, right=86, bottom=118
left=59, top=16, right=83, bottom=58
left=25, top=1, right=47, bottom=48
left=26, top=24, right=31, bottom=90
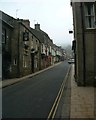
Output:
left=68, top=58, right=75, bottom=64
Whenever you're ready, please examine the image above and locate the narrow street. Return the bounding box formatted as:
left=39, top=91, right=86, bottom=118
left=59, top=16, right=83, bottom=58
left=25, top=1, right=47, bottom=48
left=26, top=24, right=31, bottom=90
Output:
left=1, top=1, right=96, bottom=119
left=2, top=61, right=70, bottom=118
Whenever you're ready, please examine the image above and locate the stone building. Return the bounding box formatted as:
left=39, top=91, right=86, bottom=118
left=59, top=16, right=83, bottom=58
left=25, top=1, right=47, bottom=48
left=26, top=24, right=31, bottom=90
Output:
left=17, top=19, right=40, bottom=75
left=1, top=11, right=65, bottom=79
left=2, top=11, right=40, bottom=79
left=2, top=11, right=16, bottom=79
left=31, top=23, right=53, bottom=69
left=71, top=2, right=96, bottom=86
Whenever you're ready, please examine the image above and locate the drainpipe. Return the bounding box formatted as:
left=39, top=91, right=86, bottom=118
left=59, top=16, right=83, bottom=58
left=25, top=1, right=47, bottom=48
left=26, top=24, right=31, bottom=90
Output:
left=94, top=2, right=96, bottom=87
left=17, top=22, right=20, bottom=77
left=80, top=3, right=86, bottom=86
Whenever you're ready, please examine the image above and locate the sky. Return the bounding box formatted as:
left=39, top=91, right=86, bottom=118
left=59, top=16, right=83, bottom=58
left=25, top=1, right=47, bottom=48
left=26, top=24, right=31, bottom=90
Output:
left=0, top=0, right=73, bottom=47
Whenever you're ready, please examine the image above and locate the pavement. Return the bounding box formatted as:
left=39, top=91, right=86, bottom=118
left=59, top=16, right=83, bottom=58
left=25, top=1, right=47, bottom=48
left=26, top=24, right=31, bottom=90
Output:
left=70, top=65, right=95, bottom=119
left=0, top=62, right=95, bottom=119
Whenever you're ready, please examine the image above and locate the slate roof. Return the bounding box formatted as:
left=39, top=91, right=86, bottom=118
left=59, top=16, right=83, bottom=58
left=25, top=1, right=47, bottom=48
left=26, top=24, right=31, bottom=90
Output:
left=30, top=27, right=50, bottom=44
left=30, top=28, right=44, bottom=43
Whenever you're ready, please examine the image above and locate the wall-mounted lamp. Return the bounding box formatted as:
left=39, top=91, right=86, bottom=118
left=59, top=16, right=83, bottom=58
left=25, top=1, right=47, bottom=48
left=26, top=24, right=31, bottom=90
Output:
left=69, top=30, right=73, bottom=34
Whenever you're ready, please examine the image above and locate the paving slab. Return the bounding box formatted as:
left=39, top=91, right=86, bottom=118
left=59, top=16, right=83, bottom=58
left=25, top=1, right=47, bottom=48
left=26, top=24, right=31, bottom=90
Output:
left=70, top=65, right=94, bottom=119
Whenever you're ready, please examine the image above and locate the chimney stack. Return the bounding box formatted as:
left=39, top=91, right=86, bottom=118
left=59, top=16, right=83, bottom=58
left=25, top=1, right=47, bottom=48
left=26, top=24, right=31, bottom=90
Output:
left=35, top=23, right=40, bottom=30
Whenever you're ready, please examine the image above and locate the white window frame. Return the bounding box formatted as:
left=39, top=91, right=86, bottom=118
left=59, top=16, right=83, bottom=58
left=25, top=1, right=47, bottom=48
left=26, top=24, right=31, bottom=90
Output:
left=85, top=3, right=96, bottom=29
left=34, top=59, right=38, bottom=68
left=23, top=56, right=27, bottom=68
left=36, top=43, right=38, bottom=51
left=14, top=58, right=17, bottom=65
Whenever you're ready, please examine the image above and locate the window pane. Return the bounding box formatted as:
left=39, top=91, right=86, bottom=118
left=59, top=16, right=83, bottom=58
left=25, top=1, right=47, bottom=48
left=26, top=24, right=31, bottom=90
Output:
left=2, top=29, right=6, bottom=43
left=91, top=17, right=95, bottom=27
left=85, top=3, right=95, bottom=28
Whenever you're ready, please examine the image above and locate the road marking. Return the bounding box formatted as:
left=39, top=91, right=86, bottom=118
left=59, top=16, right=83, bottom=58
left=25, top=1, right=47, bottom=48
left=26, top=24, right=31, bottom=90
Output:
left=47, top=66, right=71, bottom=119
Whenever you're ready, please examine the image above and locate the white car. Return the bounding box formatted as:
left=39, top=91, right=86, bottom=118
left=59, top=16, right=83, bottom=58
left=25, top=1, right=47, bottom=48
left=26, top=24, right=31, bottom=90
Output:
left=68, top=58, right=75, bottom=64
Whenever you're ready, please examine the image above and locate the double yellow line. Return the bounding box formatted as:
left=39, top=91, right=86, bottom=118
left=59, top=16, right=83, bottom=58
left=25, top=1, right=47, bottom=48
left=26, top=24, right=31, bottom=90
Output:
left=47, top=66, right=70, bottom=119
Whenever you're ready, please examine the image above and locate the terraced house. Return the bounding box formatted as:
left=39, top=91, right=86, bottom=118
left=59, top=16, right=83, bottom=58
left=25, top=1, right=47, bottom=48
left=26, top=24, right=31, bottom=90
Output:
left=1, top=11, right=65, bottom=79
left=71, top=1, right=96, bottom=86
left=31, top=24, right=53, bottom=69
left=2, top=12, right=41, bottom=79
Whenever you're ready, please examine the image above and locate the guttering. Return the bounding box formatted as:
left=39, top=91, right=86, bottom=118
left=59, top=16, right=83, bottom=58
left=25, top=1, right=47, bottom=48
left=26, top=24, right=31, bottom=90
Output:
left=17, top=23, right=20, bottom=77
left=2, top=19, right=14, bottom=28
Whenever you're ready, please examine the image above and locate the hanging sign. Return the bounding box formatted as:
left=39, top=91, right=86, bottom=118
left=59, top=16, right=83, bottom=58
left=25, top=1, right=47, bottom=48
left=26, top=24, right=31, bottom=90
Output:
left=23, top=32, right=29, bottom=41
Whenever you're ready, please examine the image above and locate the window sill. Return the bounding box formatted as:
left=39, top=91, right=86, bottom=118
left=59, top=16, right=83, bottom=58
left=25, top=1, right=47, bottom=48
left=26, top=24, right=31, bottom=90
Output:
left=85, top=28, right=96, bottom=32
left=86, top=28, right=96, bottom=30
